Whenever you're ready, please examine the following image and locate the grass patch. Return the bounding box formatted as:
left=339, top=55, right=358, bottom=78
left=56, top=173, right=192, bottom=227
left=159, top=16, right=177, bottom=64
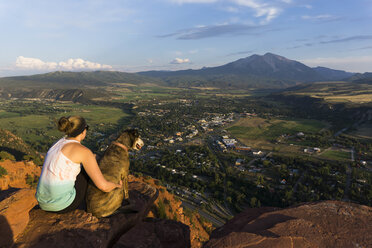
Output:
left=55, top=104, right=130, bottom=125
left=228, top=117, right=326, bottom=142
left=350, top=123, right=372, bottom=139
left=0, top=111, right=21, bottom=119
left=110, top=85, right=184, bottom=102
left=319, top=150, right=350, bottom=161
left=0, top=101, right=132, bottom=152
left=290, top=81, right=372, bottom=105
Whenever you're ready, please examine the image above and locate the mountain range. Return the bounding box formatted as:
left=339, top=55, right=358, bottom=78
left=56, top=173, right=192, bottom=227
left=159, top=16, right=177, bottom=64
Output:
left=0, top=53, right=361, bottom=91
left=0, top=70, right=164, bottom=88
left=139, top=53, right=354, bottom=88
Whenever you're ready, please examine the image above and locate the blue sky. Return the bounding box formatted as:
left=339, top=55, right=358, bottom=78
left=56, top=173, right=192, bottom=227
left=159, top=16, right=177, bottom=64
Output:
left=0, top=0, right=371, bottom=76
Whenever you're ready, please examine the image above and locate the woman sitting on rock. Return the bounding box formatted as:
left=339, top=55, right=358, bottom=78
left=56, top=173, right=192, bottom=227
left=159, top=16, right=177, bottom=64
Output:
left=36, top=116, right=122, bottom=213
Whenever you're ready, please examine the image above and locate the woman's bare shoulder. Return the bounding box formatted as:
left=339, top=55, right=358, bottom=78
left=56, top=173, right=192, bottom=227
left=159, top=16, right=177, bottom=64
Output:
left=61, top=142, right=92, bottom=163
left=62, top=142, right=90, bottom=154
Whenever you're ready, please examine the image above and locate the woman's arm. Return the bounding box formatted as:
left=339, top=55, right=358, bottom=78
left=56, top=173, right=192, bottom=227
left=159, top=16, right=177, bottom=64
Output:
left=80, top=146, right=122, bottom=192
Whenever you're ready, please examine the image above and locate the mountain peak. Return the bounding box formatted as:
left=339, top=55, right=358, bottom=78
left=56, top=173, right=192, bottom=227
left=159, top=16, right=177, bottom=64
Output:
left=232, top=53, right=292, bottom=67
left=263, top=52, right=291, bottom=62
left=223, top=53, right=313, bottom=80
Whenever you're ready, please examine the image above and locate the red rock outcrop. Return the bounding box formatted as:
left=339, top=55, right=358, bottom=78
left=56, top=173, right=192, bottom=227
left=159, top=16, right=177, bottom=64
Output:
left=14, top=181, right=159, bottom=248
left=0, top=129, right=42, bottom=164
left=204, top=201, right=372, bottom=248
left=0, top=160, right=41, bottom=190
left=0, top=189, right=38, bottom=247
left=2, top=156, right=371, bottom=248
left=130, top=176, right=213, bottom=248
left=114, top=218, right=191, bottom=248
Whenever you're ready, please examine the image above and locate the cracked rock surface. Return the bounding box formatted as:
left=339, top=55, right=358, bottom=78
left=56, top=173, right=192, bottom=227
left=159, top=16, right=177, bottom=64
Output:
left=204, top=201, right=372, bottom=248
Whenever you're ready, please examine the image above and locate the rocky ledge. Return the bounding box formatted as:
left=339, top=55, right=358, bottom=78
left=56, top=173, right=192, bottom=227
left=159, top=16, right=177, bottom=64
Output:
left=204, top=201, right=372, bottom=248
left=10, top=181, right=160, bottom=248
left=2, top=181, right=371, bottom=248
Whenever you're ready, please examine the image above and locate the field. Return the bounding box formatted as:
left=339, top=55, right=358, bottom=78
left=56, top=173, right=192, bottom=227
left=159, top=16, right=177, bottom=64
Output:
left=108, top=85, right=184, bottom=102
left=0, top=101, right=131, bottom=152
left=318, top=149, right=351, bottom=161
left=108, top=85, right=263, bottom=102
left=227, top=116, right=327, bottom=150
left=288, top=81, right=372, bottom=105
left=228, top=117, right=326, bottom=140
left=350, top=123, right=372, bottom=139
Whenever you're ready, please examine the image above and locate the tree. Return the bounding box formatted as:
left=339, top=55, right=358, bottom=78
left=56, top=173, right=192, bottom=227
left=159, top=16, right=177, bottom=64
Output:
left=0, top=166, right=7, bottom=178
left=25, top=174, right=39, bottom=188
left=263, top=160, right=271, bottom=167
left=0, top=151, right=16, bottom=161
left=157, top=199, right=167, bottom=219
left=250, top=197, right=258, bottom=207
left=256, top=175, right=264, bottom=185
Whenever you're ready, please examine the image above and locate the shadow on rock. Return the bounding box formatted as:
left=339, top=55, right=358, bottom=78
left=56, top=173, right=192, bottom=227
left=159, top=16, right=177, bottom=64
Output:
left=14, top=181, right=159, bottom=248
left=0, top=188, right=21, bottom=202
left=114, top=218, right=191, bottom=248
left=0, top=214, right=14, bottom=248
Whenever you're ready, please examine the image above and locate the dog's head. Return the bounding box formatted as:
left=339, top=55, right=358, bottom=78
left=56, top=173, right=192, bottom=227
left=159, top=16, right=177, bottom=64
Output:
left=116, top=129, right=144, bottom=151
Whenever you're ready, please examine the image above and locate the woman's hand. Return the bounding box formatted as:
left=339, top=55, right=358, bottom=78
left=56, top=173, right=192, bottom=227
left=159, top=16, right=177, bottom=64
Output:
left=102, top=180, right=122, bottom=192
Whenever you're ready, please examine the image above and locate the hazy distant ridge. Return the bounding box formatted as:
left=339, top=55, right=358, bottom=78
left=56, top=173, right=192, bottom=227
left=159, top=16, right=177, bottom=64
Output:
left=139, top=53, right=354, bottom=88
left=0, top=70, right=164, bottom=88
left=0, top=53, right=357, bottom=90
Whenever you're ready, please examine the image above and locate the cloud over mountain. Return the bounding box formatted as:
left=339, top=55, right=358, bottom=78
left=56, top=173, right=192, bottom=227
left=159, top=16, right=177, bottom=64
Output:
left=15, top=56, right=112, bottom=71
left=170, top=58, right=191, bottom=64
left=300, top=55, right=372, bottom=73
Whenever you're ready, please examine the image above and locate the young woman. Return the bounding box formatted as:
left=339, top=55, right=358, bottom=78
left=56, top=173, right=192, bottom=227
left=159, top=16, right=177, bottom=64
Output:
left=36, top=116, right=122, bottom=213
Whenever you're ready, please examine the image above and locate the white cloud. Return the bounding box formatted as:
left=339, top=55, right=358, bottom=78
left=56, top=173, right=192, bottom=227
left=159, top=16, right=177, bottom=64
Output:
left=166, top=0, right=290, bottom=23
left=15, top=56, right=112, bottom=71
left=301, top=56, right=372, bottom=73
left=231, top=0, right=282, bottom=23
left=301, top=14, right=337, bottom=21
left=170, top=58, right=191, bottom=64
left=16, top=56, right=58, bottom=70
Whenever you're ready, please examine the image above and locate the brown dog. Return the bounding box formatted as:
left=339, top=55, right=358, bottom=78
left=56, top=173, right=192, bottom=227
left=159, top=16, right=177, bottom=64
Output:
left=86, top=129, right=144, bottom=218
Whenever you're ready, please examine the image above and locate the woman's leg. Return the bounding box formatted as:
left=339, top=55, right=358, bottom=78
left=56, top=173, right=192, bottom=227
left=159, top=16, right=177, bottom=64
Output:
left=55, top=167, right=89, bottom=213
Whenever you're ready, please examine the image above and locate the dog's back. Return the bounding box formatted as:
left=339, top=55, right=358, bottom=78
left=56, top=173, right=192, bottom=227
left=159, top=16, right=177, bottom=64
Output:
left=86, top=129, right=143, bottom=218
left=86, top=146, right=128, bottom=217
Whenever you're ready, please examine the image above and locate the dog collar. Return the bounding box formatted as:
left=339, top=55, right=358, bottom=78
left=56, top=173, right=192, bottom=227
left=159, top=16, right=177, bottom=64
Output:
left=112, top=141, right=128, bottom=152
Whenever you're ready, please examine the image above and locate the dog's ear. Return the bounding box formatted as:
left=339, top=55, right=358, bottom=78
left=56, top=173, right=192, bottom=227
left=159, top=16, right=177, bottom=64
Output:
left=115, top=129, right=136, bottom=145
left=128, top=129, right=139, bottom=145
left=115, top=130, right=128, bottom=144
left=132, top=129, right=139, bottom=138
